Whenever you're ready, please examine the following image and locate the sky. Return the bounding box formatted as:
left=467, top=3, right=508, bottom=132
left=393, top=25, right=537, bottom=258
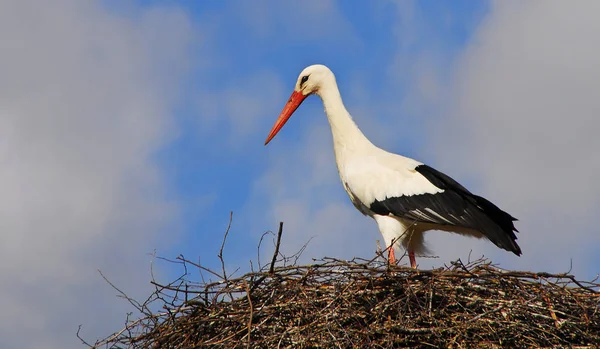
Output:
left=1, top=0, right=599, bottom=348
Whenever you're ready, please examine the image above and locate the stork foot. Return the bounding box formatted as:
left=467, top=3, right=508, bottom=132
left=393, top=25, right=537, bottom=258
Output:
left=388, top=248, right=396, bottom=265
left=409, top=250, right=417, bottom=269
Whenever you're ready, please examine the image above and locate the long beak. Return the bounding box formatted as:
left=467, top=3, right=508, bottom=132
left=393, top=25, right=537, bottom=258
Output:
left=264, top=91, right=308, bottom=145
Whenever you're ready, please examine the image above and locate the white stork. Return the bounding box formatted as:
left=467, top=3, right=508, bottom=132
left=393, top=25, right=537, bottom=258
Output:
left=264, top=64, right=521, bottom=268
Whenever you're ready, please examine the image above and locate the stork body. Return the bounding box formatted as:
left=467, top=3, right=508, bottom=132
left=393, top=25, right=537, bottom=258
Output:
left=265, top=64, right=521, bottom=268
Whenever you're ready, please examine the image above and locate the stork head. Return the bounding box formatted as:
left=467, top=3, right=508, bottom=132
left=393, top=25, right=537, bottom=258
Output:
left=295, top=64, right=335, bottom=97
left=264, top=64, right=335, bottom=145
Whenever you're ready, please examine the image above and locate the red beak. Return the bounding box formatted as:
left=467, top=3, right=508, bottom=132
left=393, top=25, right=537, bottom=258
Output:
left=264, top=91, right=308, bottom=145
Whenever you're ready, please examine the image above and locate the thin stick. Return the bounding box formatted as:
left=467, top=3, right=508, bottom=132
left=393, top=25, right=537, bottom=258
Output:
left=245, top=281, right=254, bottom=349
left=218, top=211, right=234, bottom=282
left=98, top=269, right=144, bottom=314
left=269, top=222, right=284, bottom=274
left=76, top=325, right=93, bottom=347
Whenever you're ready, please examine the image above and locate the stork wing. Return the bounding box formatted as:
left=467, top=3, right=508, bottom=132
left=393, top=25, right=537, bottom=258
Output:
left=346, top=155, right=520, bottom=255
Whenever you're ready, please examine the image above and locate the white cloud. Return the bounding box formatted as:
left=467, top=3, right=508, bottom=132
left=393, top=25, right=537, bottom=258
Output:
left=0, top=1, right=192, bottom=348
left=428, top=0, right=600, bottom=276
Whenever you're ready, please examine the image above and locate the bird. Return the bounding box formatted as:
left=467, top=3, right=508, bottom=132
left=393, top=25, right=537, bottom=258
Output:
left=264, top=64, right=521, bottom=268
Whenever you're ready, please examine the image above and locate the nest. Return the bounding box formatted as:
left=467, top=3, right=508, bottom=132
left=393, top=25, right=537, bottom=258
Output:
left=87, top=222, right=600, bottom=348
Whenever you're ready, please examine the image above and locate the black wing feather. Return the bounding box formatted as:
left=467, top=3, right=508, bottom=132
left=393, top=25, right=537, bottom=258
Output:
left=369, top=164, right=521, bottom=256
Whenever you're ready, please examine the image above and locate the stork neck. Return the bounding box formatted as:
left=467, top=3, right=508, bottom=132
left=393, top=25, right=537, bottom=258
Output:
left=319, top=85, right=372, bottom=151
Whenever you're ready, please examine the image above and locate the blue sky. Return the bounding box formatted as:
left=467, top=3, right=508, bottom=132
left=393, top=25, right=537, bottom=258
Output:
left=2, top=1, right=600, bottom=348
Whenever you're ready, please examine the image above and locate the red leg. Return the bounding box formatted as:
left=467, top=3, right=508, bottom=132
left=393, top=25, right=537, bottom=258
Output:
left=388, top=248, right=396, bottom=265
left=409, top=250, right=417, bottom=269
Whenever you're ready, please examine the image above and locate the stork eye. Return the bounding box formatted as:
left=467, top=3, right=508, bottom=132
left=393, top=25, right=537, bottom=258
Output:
left=300, top=75, right=309, bottom=86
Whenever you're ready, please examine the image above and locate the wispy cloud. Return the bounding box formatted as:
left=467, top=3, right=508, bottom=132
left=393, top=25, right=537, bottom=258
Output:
left=0, top=1, right=192, bottom=348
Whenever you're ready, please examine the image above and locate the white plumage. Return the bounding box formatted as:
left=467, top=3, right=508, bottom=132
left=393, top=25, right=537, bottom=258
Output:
left=265, top=64, right=521, bottom=268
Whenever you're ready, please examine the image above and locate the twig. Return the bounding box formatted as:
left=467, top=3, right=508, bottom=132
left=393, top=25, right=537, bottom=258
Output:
left=218, top=211, right=234, bottom=282
left=176, top=255, right=223, bottom=279
left=269, top=222, right=284, bottom=274
left=98, top=269, right=145, bottom=314
left=245, top=281, right=254, bottom=349
left=468, top=303, right=507, bottom=323
left=257, top=230, right=274, bottom=270
left=76, top=325, right=93, bottom=347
